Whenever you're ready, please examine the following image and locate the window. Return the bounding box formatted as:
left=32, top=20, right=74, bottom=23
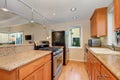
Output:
left=9, top=32, right=23, bottom=45
left=0, top=32, right=23, bottom=45
left=0, top=33, right=9, bottom=43
left=69, top=27, right=82, bottom=48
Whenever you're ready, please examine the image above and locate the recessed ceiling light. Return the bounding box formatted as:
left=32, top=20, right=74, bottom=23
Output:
left=70, top=8, right=77, bottom=12
left=53, top=13, right=56, bottom=16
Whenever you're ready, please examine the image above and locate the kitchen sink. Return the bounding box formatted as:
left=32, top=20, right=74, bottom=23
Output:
left=89, top=47, right=120, bottom=54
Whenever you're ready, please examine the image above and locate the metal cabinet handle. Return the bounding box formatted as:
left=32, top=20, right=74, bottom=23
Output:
left=104, top=74, right=109, bottom=78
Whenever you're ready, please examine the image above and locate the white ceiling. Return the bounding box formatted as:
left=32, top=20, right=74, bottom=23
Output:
left=0, top=0, right=113, bottom=25
left=0, top=10, right=29, bottom=28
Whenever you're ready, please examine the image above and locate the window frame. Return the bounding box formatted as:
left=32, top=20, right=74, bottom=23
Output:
left=69, top=25, right=82, bottom=48
left=9, top=32, right=24, bottom=45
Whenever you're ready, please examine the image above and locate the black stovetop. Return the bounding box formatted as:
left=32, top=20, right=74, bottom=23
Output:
left=38, top=47, right=61, bottom=52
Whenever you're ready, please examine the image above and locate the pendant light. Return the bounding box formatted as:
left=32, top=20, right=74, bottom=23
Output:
left=30, top=8, right=34, bottom=23
left=1, top=0, right=9, bottom=12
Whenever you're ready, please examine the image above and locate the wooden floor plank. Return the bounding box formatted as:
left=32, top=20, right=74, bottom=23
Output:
left=58, top=61, right=89, bottom=80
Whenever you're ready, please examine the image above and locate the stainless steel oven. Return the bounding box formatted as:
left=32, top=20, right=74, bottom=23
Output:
left=53, top=50, right=63, bottom=80
left=34, top=45, right=63, bottom=80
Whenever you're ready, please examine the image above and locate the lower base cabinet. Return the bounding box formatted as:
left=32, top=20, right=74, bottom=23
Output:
left=87, top=51, right=117, bottom=80
left=101, top=65, right=117, bottom=80
left=24, top=66, right=44, bottom=80
left=35, top=67, right=44, bottom=80
left=0, top=54, right=52, bottom=80
left=23, top=74, right=35, bottom=80
left=43, top=61, right=52, bottom=80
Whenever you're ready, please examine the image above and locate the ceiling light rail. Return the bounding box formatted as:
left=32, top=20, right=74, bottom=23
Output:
left=18, top=0, right=52, bottom=25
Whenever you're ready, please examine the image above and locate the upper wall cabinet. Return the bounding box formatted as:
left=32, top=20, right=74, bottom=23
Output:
left=90, top=7, right=107, bottom=37
left=114, top=0, right=120, bottom=30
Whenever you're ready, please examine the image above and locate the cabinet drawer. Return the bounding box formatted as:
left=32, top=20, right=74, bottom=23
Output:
left=44, top=54, right=51, bottom=63
left=101, top=65, right=117, bottom=80
left=19, top=58, right=44, bottom=80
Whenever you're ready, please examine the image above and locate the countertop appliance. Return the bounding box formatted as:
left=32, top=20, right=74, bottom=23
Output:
left=35, top=46, right=63, bottom=80
left=34, top=41, right=49, bottom=50
left=52, top=31, right=69, bottom=65
left=88, top=39, right=101, bottom=47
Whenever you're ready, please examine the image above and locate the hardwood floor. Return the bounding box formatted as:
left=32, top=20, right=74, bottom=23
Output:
left=58, top=61, right=89, bottom=80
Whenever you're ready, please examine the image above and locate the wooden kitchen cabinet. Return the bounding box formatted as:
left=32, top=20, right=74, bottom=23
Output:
left=87, top=52, right=90, bottom=79
left=23, top=74, right=35, bottom=80
left=35, top=67, right=44, bottom=80
left=20, top=54, right=51, bottom=80
left=23, top=67, right=44, bottom=80
left=19, top=57, right=44, bottom=80
left=86, top=51, right=117, bottom=80
left=114, top=0, right=120, bottom=30
left=0, top=69, right=18, bottom=80
left=0, top=54, right=52, bottom=80
left=93, top=56, right=101, bottom=80
left=88, top=51, right=101, bottom=80
left=91, top=12, right=97, bottom=36
left=87, top=51, right=93, bottom=80
left=43, top=61, right=52, bottom=80
left=101, top=65, right=117, bottom=80
left=24, top=61, right=51, bottom=80
left=90, top=7, right=107, bottom=37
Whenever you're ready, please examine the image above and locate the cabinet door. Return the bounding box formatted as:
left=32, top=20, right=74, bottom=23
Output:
left=91, top=13, right=97, bottom=37
left=114, top=0, right=120, bottom=30
left=90, top=7, right=107, bottom=37
left=23, top=74, right=35, bottom=80
left=87, top=52, right=92, bottom=80
left=94, top=59, right=101, bottom=80
left=35, top=67, right=44, bottom=80
left=91, top=59, right=95, bottom=80
left=97, top=8, right=107, bottom=37
left=0, top=69, right=18, bottom=80
left=101, top=65, right=117, bottom=80
left=23, top=67, right=44, bottom=80
left=43, top=61, right=52, bottom=80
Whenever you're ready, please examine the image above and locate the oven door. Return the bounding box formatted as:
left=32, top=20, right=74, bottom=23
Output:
left=53, top=51, right=63, bottom=76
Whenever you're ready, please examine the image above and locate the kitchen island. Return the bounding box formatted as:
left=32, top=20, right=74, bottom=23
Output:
left=86, top=46, right=120, bottom=80
left=0, top=50, right=52, bottom=80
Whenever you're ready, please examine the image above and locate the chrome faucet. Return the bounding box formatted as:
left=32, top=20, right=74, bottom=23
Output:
left=112, top=44, right=115, bottom=51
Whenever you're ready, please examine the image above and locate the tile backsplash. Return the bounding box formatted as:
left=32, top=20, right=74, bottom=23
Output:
left=0, top=44, right=34, bottom=57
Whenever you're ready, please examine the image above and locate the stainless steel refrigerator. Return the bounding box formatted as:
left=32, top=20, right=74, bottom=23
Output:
left=52, top=31, right=69, bottom=65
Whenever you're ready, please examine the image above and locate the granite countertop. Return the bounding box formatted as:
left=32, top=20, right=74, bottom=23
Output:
left=0, top=44, right=34, bottom=48
left=0, top=50, right=51, bottom=71
left=87, top=46, right=120, bottom=80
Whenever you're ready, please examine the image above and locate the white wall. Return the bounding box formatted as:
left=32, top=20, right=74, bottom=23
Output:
left=46, top=20, right=90, bottom=61
left=0, top=20, right=90, bottom=61
left=0, top=23, right=48, bottom=44
left=0, top=33, right=9, bottom=43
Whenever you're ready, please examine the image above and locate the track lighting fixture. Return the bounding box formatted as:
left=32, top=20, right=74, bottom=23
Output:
left=30, top=8, right=34, bottom=23
left=1, top=0, right=9, bottom=12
